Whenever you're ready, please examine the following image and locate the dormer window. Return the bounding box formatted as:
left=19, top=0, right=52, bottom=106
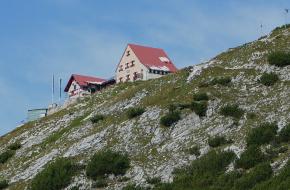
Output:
left=126, top=50, right=130, bottom=56
left=159, top=57, right=170, bottom=63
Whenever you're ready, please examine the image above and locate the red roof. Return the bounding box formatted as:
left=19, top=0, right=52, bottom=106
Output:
left=128, top=44, right=178, bottom=72
left=64, top=74, right=106, bottom=92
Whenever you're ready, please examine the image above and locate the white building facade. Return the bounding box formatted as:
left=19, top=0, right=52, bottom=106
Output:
left=116, top=44, right=178, bottom=83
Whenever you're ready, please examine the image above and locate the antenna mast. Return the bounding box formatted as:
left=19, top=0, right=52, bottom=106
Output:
left=260, top=23, right=263, bottom=36
left=285, top=9, right=289, bottom=28
left=59, top=78, right=62, bottom=103
left=52, top=74, right=55, bottom=105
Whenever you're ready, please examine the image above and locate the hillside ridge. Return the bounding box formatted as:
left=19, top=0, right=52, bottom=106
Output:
left=0, top=25, right=290, bottom=190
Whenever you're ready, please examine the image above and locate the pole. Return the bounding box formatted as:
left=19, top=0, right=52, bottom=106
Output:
left=52, top=74, right=55, bottom=105
left=285, top=9, right=289, bottom=28
left=260, top=23, right=263, bottom=36
left=59, top=78, right=62, bottom=103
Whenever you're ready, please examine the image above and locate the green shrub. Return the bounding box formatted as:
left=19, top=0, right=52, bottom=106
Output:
left=259, top=73, right=279, bottom=86
left=235, top=145, right=265, bottom=169
left=187, top=146, right=200, bottom=157
left=30, top=158, right=76, bottom=190
left=190, top=101, right=208, bottom=117
left=172, top=150, right=236, bottom=189
left=208, top=136, right=232, bottom=148
left=277, top=146, right=288, bottom=154
left=0, top=180, right=8, bottom=190
left=90, top=114, right=105, bottom=124
left=210, top=77, right=231, bottom=86
left=234, top=162, right=272, bottom=190
left=126, top=107, right=145, bottom=119
left=122, top=184, right=149, bottom=190
left=92, top=178, right=108, bottom=188
left=147, top=177, right=161, bottom=184
left=70, top=186, right=79, bottom=190
left=160, top=111, right=181, bottom=127
left=215, top=171, right=242, bottom=190
left=86, top=150, right=130, bottom=180
left=193, top=92, right=209, bottom=101
left=153, top=183, right=173, bottom=190
left=0, top=150, right=15, bottom=164
left=252, top=160, right=290, bottom=190
left=220, top=104, right=244, bottom=119
left=278, top=124, right=290, bottom=143
left=246, top=123, right=278, bottom=146
left=175, top=103, right=191, bottom=110
left=8, top=142, right=21, bottom=151
left=168, top=104, right=178, bottom=113
left=268, top=51, right=290, bottom=67
left=247, top=112, right=257, bottom=120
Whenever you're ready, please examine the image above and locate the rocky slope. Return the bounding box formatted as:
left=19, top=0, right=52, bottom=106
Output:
left=0, top=25, right=290, bottom=190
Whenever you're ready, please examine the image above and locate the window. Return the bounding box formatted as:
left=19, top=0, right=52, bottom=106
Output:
left=126, top=74, right=130, bottom=81
left=133, top=72, right=137, bottom=81
left=73, top=84, right=77, bottom=90
left=125, top=63, right=129, bottom=69
left=131, top=60, right=135, bottom=67
left=119, top=77, right=123, bottom=82
left=126, top=50, right=130, bottom=56
left=119, top=65, right=123, bottom=72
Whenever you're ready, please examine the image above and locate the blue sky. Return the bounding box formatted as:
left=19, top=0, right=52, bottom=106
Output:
left=0, top=0, right=289, bottom=135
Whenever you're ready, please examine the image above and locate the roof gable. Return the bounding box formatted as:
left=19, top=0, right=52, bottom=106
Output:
left=64, top=74, right=106, bottom=92
left=128, top=44, right=178, bottom=72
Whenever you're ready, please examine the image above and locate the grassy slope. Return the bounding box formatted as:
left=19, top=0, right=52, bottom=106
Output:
left=0, top=25, right=290, bottom=189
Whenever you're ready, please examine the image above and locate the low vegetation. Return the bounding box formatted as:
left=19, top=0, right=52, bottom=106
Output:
left=246, top=123, right=278, bottom=146
left=0, top=180, right=8, bottom=190
left=153, top=150, right=236, bottom=190
left=92, top=178, right=108, bottom=188
left=126, top=107, right=145, bottom=119
left=235, top=145, right=265, bottom=169
left=233, top=162, right=272, bottom=190
left=147, top=177, right=161, bottom=185
left=7, top=142, right=21, bottom=151
left=220, top=104, right=244, bottom=119
left=252, top=160, right=290, bottom=190
left=278, top=124, right=290, bottom=143
left=268, top=51, right=290, bottom=67
left=199, top=77, right=231, bottom=87
left=122, top=184, right=148, bottom=190
left=187, top=146, right=200, bottom=157
left=160, top=111, right=181, bottom=127
left=190, top=101, right=208, bottom=117
left=208, top=136, right=232, bottom=148
left=86, top=150, right=130, bottom=180
left=210, top=76, right=232, bottom=86
left=30, top=158, right=77, bottom=190
left=0, top=150, right=15, bottom=164
left=90, top=114, right=105, bottom=124
left=193, top=92, right=209, bottom=101
left=259, top=73, right=279, bottom=86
